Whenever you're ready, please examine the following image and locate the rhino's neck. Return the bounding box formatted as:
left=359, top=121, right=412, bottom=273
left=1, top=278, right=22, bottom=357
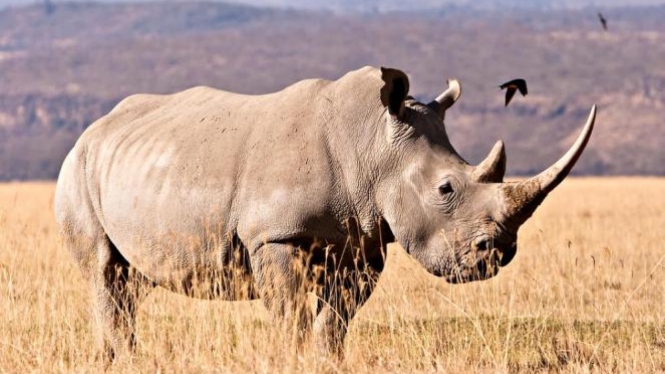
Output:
left=364, top=123, right=468, bottom=253
left=314, top=66, right=461, bottom=242
left=315, top=75, right=394, bottom=238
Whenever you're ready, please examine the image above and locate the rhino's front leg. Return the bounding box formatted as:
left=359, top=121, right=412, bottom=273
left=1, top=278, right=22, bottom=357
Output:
left=312, top=300, right=347, bottom=357
left=250, top=243, right=315, bottom=347
left=312, top=266, right=381, bottom=357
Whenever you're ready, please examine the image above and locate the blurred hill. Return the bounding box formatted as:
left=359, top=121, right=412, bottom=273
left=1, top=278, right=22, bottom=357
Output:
left=0, top=1, right=664, bottom=179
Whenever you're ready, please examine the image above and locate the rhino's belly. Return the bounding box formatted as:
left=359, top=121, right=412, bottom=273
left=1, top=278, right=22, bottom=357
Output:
left=98, top=179, right=256, bottom=299
left=108, top=222, right=256, bottom=299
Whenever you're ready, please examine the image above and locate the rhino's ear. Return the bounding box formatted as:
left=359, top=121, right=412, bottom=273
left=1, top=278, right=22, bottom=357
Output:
left=380, top=67, right=410, bottom=117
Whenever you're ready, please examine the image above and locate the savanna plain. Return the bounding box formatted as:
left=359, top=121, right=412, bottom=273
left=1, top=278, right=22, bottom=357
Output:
left=0, top=178, right=663, bottom=373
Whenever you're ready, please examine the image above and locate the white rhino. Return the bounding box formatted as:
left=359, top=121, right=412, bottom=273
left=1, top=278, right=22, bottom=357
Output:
left=55, top=66, right=595, bottom=359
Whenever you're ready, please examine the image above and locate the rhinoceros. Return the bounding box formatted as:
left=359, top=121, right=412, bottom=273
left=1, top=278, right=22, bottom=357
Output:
left=55, top=66, right=595, bottom=359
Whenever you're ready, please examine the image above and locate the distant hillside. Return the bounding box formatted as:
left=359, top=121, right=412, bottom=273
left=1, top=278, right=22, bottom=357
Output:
left=0, top=2, right=301, bottom=49
left=1, top=2, right=665, bottom=179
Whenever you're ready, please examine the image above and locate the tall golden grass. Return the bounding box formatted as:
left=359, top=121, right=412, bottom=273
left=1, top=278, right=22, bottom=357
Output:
left=0, top=178, right=663, bottom=373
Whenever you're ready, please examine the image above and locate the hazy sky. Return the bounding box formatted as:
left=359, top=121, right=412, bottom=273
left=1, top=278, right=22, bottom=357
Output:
left=3, top=0, right=665, bottom=12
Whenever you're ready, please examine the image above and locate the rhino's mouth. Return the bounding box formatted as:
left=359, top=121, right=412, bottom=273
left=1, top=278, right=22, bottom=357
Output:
left=444, top=244, right=512, bottom=284
left=445, top=256, right=500, bottom=284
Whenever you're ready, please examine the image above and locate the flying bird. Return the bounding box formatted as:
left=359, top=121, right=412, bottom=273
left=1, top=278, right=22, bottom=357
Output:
left=499, top=79, right=528, bottom=107
left=598, top=12, right=608, bottom=31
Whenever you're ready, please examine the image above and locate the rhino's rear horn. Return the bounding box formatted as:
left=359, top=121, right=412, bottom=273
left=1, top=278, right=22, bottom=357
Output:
left=428, top=79, right=461, bottom=117
left=472, top=140, right=506, bottom=183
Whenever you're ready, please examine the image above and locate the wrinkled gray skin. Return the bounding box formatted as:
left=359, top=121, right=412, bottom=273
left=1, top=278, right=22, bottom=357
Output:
left=55, top=66, right=596, bottom=360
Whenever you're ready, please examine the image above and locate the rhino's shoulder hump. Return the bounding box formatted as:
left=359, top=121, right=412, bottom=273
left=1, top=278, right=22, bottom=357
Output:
left=274, top=77, right=332, bottom=99
left=340, top=65, right=381, bottom=82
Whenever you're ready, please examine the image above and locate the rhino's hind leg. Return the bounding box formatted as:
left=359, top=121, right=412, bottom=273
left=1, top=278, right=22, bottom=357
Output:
left=91, top=237, right=154, bottom=362
left=56, top=145, right=154, bottom=362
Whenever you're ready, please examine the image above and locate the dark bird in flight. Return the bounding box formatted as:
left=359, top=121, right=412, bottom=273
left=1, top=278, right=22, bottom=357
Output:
left=598, top=12, right=608, bottom=31
left=499, top=79, right=528, bottom=107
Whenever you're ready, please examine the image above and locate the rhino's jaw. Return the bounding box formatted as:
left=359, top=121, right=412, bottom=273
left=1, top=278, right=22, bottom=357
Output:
left=444, top=253, right=499, bottom=284
left=443, top=241, right=517, bottom=284
left=445, top=264, right=498, bottom=284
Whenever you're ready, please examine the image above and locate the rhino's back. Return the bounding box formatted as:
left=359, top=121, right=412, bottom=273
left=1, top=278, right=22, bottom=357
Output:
left=73, top=79, right=340, bottom=284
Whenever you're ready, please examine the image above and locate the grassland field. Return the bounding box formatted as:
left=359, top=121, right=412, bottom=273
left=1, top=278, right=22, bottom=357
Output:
left=0, top=178, right=663, bottom=373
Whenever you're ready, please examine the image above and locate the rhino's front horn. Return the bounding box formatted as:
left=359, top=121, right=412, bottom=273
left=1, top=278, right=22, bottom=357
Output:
left=472, top=140, right=506, bottom=183
left=502, top=105, right=597, bottom=222
left=428, top=79, right=461, bottom=117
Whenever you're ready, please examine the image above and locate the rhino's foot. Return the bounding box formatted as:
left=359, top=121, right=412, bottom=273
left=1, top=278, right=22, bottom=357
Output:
left=250, top=242, right=319, bottom=350
left=312, top=305, right=346, bottom=359
left=311, top=262, right=383, bottom=359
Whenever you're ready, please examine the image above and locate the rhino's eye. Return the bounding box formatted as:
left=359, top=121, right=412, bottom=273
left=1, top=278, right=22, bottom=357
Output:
left=438, top=182, right=454, bottom=195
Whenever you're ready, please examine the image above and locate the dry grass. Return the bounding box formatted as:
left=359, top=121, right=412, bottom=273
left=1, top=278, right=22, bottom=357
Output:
left=0, top=178, right=663, bottom=373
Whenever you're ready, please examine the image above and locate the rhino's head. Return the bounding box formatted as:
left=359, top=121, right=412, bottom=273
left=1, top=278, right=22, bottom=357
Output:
left=376, top=67, right=596, bottom=283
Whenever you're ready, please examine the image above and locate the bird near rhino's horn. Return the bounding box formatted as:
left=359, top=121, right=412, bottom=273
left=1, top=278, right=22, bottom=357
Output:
left=502, top=105, right=597, bottom=222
